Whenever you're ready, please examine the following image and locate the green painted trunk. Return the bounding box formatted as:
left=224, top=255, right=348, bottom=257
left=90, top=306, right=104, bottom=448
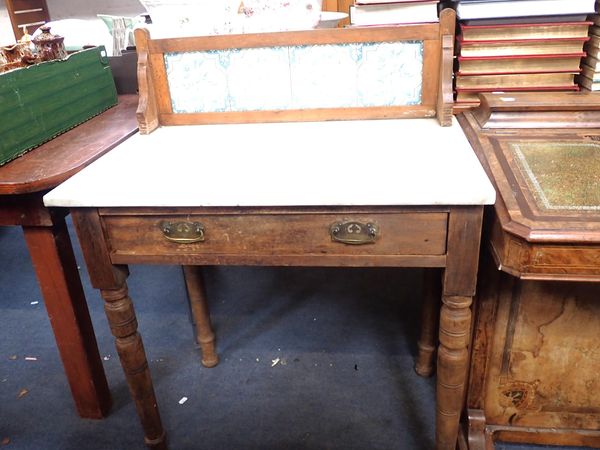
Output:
left=0, top=46, right=118, bottom=166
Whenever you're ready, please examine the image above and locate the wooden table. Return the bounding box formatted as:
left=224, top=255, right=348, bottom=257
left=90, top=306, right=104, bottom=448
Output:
left=457, top=93, right=600, bottom=449
left=0, top=94, right=138, bottom=419
left=44, top=117, right=495, bottom=449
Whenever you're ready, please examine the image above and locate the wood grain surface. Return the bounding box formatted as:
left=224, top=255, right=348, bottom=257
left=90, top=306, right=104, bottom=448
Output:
left=0, top=95, right=138, bottom=195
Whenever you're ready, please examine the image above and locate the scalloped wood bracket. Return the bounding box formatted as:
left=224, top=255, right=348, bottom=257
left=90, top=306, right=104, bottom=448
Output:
left=437, top=8, right=456, bottom=127
left=134, top=28, right=159, bottom=135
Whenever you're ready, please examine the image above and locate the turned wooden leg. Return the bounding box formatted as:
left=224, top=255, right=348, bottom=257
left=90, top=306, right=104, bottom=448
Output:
left=436, top=206, right=484, bottom=450
left=415, top=269, right=441, bottom=377
left=23, top=218, right=111, bottom=419
left=182, top=265, right=218, bottom=368
left=102, top=284, right=167, bottom=450
left=437, top=295, right=472, bottom=450
left=72, top=209, right=167, bottom=449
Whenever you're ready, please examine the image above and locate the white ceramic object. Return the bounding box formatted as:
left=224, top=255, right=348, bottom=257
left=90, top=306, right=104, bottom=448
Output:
left=138, top=0, right=323, bottom=35
left=30, top=19, right=113, bottom=54
left=316, top=11, right=347, bottom=28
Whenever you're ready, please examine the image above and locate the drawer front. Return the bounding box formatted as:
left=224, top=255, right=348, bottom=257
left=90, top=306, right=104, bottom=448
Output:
left=103, top=212, right=448, bottom=262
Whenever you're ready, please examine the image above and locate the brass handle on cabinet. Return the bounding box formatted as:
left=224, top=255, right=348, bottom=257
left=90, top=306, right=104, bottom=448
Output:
left=160, top=221, right=205, bottom=243
left=329, top=221, right=378, bottom=245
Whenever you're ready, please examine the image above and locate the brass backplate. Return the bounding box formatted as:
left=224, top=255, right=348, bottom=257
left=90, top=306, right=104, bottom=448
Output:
left=159, top=221, right=205, bottom=243
left=329, top=221, right=378, bottom=245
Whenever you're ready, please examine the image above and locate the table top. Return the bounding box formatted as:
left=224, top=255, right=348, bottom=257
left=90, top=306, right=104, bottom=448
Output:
left=0, top=95, right=139, bottom=196
left=44, top=117, right=495, bottom=208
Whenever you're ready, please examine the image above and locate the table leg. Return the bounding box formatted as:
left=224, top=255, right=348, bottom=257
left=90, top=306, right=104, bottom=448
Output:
left=101, top=283, right=166, bottom=449
left=415, top=268, right=441, bottom=377
left=23, top=217, right=111, bottom=419
left=72, top=209, right=166, bottom=449
left=436, top=207, right=484, bottom=450
left=182, top=265, right=219, bottom=368
left=436, top=294, right=473, bottom=449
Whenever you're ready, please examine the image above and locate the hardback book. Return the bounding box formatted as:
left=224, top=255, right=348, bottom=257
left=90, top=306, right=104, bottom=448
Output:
left=455, top=71, right=578, bottom=89
left=589, top=25, right=600, bottom=37
left=584, top=35, right=600, bottom=58
left=460, top=14, right=590, bottom=26
left=349, top=1, right=439, bottom=25
left=586, top=34, right=600, bottom=48
left=457, top=54, right=584, bottom=74
left=455, top=0, right=596, bottom=20
left=355, top=0, right=437, bottom=4
left=580, top=63, right=600, bottom=81
left=588, top=13, right=600, bottom=27
left=455, top=84, right=579, bottom=101
left=460, top=21, right=592, bottom=41
left=578, top=74, right=600, bottom=90
left=449, top=0, right=538, bottom=2
left=586, top=55, right=600, bottom=70
left=458, top=37, right=589, bottom=57
left=455, top=90, right=482, bottom=103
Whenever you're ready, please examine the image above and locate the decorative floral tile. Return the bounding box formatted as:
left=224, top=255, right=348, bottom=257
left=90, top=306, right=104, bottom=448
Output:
left=227, top=47, right=292, bottom=111
left=166, top=51, right=229, bottom=113
left=165, top=40, right=424, bottom=113
left=289, top=43, right=358, bottom=108
left=357, top=41, right=422, bottom=107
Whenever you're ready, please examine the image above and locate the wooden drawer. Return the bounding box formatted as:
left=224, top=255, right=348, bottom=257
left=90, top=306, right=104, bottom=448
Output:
left=102, top=211, right=448, bottom=266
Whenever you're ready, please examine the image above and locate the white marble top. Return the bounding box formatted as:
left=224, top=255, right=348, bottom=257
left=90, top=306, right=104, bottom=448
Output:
left=43, top=118, right=495, bottom=208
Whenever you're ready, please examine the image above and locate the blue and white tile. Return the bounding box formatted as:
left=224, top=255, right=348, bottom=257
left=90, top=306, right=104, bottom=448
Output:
left=357, top=41, right=423, bottom=107
left=227, top=47, right=292, bottom=111
left=290, top=44, right=358, bottom=109
left=166, top=51, right=229, bottom=113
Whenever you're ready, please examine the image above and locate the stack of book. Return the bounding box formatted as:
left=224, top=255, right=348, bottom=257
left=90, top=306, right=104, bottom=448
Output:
left=448, top=0, right=596, bottom=107
left=579, top=13, right=600, bottom=91
left=349, top=0, right=440, bottom=26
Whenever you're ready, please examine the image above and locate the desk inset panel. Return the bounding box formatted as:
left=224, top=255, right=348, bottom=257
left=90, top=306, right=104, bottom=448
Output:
left=164, top=41, right=423, bottom=113
left=509, top=141, right=600, bottom=211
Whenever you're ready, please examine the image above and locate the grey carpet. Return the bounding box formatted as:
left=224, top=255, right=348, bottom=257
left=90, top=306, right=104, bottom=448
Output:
left=0, top=222, right=593, bottom=450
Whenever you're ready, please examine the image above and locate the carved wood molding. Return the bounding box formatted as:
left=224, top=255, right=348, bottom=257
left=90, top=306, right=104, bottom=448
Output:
left=437, top=8, right=456, bottom=127
left=134, top=28, right=159, bottom=135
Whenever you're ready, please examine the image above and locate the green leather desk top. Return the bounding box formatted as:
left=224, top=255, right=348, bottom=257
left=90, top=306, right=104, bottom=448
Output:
left=509, top=141, right=600, bottom=212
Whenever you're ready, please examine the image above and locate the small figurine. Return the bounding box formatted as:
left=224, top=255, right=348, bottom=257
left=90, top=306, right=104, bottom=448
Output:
left=19, top=27, right=38, bottom=65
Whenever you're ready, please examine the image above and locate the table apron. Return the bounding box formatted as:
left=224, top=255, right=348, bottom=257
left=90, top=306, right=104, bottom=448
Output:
left=102, top=211, right=449, bottom=268
left=0, top=193, right=62, bottom=226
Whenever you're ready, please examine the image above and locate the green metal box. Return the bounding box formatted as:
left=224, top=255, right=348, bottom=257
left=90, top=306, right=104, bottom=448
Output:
left=0, top=46, right=118, bottom=166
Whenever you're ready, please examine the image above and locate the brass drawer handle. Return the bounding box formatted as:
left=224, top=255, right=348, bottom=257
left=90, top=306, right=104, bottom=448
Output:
left=330, top=221, right=378, bottom=245
left=160, top=221, right=205, bottom=243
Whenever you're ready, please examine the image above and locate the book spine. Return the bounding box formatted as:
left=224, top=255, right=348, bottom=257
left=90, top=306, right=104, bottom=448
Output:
left=458, top=52, right=586, bottom=61
left=456, top=85, right=580, bottom=92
